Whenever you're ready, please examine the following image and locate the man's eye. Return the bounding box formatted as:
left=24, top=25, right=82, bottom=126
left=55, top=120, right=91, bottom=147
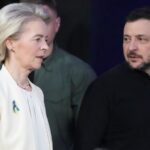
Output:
left=45, top=39, right=48, bottom=43
left=138, top=37, right=149, bottom=43
left=123, top=37, right=130, bottom=43
left=139, top=37, right=147, bottom=41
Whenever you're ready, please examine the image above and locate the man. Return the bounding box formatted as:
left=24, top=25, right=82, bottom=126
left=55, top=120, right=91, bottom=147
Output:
left=32, top=1, right=97, bottom=150
left=74, top=7, right=150, bottom=150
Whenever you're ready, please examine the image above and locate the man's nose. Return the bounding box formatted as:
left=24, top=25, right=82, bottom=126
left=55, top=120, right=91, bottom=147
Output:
left=128, top=39, right=138, bottom=51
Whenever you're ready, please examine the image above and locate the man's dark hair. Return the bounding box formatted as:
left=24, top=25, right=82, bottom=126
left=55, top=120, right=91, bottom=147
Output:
left=126, top=6, right=150, bottom=22
left=37, top=0, right=59, bottom=16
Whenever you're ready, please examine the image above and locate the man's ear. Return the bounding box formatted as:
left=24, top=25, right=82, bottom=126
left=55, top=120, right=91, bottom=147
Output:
left=55, top=17, right=61, bottom=32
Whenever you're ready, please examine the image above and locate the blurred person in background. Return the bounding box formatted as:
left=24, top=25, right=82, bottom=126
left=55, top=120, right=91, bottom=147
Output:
left=29, top=1, right=97, bottom=150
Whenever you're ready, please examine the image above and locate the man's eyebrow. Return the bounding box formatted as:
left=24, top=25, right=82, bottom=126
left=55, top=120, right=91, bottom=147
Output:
left=123, top=34, right=130, bottom=37
left=136, top=34, right=148, bottom=37
left=123, top=34, right=149, bottom=37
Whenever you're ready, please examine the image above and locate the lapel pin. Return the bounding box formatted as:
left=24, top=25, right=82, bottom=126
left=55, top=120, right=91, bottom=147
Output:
left=12, top=100, right=20, bottom=113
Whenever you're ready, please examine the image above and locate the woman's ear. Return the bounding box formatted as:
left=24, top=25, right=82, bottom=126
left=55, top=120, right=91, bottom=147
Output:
left=5, top=38, right=15, bottom=52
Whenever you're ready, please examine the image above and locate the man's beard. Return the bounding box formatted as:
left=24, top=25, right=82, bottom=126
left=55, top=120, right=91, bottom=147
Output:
left=126, top=51, right=150, bottom=72
left=137, top=62, right=150, bottom=72
left=127, top=60, right=150, bottom=72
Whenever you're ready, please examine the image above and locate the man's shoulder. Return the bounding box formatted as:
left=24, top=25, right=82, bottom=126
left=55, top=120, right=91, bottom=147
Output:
left=56, top=47, right=95, bottom=70
left=54, top=47, right=97, bottom=78
left=102, top=63, right=127, bottom=76
left=56, top=47, right=86, bottom=63
left=96, top=63, right=129, bottom=84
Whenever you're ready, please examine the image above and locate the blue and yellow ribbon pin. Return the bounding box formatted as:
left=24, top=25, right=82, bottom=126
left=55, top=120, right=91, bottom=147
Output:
left=12, top=100, right=20, bottom=113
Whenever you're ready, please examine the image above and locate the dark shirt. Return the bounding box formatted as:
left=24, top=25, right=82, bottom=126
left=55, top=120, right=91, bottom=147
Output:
left=74, top=62, right=150, bottom=150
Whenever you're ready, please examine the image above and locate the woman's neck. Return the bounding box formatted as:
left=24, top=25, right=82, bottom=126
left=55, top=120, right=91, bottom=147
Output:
left=4, top=60, right=32, bottom=91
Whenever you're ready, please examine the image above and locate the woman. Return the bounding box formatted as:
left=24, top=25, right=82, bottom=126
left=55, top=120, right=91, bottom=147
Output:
left=0, top=3, right=53, bottom=150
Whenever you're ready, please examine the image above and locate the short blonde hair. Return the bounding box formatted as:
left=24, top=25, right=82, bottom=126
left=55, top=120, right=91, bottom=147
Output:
left=0, top=3, right=45, bottom=63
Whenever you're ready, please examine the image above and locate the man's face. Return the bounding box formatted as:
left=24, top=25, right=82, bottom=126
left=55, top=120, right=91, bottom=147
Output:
left=43, top=5, right=60, bottom=57
left=123, top=19, right=150, bottom=71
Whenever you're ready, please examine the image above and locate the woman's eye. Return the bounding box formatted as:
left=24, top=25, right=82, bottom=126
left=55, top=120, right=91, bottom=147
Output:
left=35, top=38, right=40, bottom=41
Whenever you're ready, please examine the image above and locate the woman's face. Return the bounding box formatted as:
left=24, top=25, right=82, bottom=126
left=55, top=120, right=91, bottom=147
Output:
left=6, top=18, right=49, bottom=71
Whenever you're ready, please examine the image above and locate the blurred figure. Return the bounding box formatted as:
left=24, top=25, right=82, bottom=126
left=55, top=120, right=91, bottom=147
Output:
left=0, top=3, right=52, bottom=150
left=55, top=0, right=90, bottom=61
left=74, top=6, right=150, bottom=150
left=29, top=1, right=97, bottom=150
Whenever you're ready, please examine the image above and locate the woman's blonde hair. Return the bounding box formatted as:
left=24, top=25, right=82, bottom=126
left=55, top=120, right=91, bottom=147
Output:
left=0, top=3, right=47, bottom=63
